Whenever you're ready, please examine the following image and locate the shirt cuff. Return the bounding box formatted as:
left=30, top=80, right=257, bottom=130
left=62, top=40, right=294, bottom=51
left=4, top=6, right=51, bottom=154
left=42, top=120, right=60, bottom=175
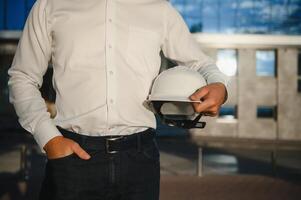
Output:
left=207, top=78, right=229, bottom=91
left=33, top=119, right=62, bottom=154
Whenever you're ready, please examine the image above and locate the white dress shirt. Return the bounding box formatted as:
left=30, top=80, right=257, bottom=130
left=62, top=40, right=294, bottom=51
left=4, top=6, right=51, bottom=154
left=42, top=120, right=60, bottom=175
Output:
left=7, top=0, right=229, bottom=153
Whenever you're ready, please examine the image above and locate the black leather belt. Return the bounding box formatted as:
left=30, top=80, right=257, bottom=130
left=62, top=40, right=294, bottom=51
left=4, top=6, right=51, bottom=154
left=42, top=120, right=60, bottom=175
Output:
left=56, top=126, right=156, bottom=154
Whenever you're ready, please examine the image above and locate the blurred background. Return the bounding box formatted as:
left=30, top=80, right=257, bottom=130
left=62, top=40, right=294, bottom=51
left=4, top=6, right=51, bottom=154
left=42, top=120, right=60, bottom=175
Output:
left=0, top=0, right=301, bottom=200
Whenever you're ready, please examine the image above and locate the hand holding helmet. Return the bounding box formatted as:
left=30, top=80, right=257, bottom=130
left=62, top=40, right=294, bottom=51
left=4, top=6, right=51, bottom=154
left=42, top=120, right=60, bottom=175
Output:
left=146, top=66, right=207, bottom=129
left=146, top=66, right=227, bottom=129
left=189, top=82, right=227, bottom=117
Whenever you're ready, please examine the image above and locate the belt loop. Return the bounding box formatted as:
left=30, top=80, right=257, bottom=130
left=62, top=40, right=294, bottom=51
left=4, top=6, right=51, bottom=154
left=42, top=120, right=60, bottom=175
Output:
left=137, top=134, right=142, bottom=152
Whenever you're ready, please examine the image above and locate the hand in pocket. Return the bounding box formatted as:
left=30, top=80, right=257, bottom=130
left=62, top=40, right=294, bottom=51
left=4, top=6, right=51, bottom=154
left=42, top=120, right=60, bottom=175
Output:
left=43, top=136, right=91, bottom=160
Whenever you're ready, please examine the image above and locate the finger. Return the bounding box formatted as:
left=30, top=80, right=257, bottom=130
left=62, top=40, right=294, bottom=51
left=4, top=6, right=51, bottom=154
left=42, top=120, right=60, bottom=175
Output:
left=191, top=102, right=201, bottom=112
left=203, top=113, right=214, bottom=117
left=192, top=98, right=221, bottom=113
left=71, top=142, right=91, bottom=160
left=204, top=110, right=219, bottom=117
left=191, top=102, right=211, bottom=112
left=205, top=105, right=221, bottom=116
left=189, top=87, right=209, bottom=101
left=192, top=99, right=215, bottom=113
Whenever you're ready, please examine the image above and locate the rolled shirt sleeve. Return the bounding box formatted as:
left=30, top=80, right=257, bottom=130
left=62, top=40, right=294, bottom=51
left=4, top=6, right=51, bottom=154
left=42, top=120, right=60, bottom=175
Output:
left=7, top=0, right=61, bottom=153
left=161, top=2, right=230, bottom=93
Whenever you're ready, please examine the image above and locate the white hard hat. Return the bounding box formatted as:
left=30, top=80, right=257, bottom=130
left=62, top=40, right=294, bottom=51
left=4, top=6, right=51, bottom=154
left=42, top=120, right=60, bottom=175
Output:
left=148, top=66, right=207, bottom=102
left=145, top=66, right=207, bottom=129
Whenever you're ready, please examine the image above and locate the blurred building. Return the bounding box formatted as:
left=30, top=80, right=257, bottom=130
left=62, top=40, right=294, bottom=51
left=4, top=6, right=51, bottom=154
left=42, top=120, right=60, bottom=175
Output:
left=0, top=0, right=301, bottom=141
left=168, top=0, right=301, bottom=141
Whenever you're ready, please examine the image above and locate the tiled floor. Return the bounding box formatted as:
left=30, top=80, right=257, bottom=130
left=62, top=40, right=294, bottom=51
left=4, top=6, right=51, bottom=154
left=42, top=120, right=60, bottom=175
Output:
left=160, top=175, right=301, bottom=200
left=0, top=135, right=301, bottom=200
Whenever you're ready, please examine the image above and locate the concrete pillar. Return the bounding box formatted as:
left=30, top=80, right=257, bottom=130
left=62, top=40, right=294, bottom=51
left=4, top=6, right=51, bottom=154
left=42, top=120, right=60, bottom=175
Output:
left=238, top=49, right=257, bottom=138
left=278, top=49, right=301, bottom=140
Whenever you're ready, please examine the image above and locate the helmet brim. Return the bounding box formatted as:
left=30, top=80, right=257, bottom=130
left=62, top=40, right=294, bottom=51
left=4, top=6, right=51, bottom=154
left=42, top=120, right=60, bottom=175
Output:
left=146, top=97, right=202, bottom=103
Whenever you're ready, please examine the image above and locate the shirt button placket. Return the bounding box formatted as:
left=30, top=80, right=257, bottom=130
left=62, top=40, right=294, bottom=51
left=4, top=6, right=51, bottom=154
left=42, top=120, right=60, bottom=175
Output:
left=105, top=0, right=116, bottom=131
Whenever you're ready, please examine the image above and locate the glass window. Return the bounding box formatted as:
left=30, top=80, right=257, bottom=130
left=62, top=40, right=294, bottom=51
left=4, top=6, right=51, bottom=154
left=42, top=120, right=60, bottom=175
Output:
left=217, top=49, right=238, bottom=76
left=257, top=106, right=277, bottom=120
left=25, top=0, right=36, bottom=17
left=256, top=50, right=276, bottom=76
left=170, top=0, right=301, bottom=35
left=0, top=0, right=36, bottom=31
left=6, top=0, right=26, bottom=30
left=0, top=0, right=4, bottom=30
left=219, top=105, right=237, bottom=119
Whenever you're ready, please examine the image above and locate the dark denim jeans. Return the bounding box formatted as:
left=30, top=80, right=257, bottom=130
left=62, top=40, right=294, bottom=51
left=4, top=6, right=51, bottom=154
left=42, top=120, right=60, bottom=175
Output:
left=38, top=129, right=160, bottom=200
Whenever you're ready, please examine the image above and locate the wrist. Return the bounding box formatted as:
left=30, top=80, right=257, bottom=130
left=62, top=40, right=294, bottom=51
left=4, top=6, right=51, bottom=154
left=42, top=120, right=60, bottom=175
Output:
left=220, top=83, right=228, bottom=104
left=212, top=82, right=228, bottom=104
left=43, top=135, right=65, bottom=152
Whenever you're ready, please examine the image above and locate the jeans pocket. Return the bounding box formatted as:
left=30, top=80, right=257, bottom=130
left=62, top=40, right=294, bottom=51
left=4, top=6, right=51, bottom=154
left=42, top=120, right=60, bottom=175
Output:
left=126, top=139, right=160, bottom=164
left=142, top=139, right=160, bottom=162
left=43, top=154, right=80, bottom=200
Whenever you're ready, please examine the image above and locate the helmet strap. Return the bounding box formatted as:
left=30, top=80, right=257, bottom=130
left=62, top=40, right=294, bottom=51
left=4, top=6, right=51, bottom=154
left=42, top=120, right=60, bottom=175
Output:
left=151, top=101, right=206, bottom=129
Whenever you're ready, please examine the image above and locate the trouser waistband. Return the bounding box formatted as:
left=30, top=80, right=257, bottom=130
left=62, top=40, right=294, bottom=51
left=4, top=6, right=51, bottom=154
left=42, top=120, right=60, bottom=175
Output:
left=56, top=126, right=156, bottom=154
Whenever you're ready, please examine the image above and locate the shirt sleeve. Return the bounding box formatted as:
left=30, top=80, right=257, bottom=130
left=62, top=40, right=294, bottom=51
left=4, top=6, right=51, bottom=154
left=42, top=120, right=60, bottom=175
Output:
left=7, top=0, right=62, bottom=153
left=161, top=2, right=230, bottom=92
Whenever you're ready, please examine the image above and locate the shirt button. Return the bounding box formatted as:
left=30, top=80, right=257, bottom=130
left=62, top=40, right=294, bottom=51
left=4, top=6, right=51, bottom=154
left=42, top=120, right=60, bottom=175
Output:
left=108, top=44, right=112, bottom=49
left=109, top=70, right=114, bottom=75
left=110, top=99, right=114, bottom=104
left=108, top=18, right=112, bottom=22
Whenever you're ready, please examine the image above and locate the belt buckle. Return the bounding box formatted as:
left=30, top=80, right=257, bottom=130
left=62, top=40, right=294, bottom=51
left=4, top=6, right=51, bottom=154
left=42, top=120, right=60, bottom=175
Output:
left=105, top=136, right=124, bottom=154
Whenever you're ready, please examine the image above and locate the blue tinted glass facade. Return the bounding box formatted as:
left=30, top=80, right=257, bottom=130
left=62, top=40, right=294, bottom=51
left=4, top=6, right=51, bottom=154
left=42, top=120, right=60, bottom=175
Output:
left=0, top=0, right=35, bottom=30
left=0, top=0, right=300, bottom=35
left=6, top=0, right=26, bottom=30
left=0, top=0, right=4, bottom=30
left=171, top=0, right=301, bottom=35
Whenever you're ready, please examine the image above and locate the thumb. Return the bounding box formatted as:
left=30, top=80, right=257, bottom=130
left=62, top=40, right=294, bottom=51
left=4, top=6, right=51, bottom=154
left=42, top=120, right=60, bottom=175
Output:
left=71, top=142, right=91, bottom=160
left=189, top=87, right=209, bottom=101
